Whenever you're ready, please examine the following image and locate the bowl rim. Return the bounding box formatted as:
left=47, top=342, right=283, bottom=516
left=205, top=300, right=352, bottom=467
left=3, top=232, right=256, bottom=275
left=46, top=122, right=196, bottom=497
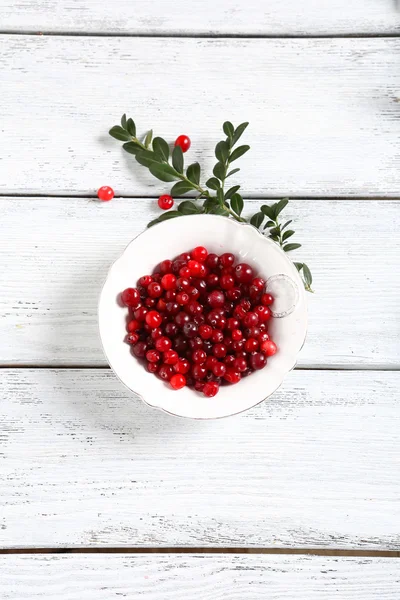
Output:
left=98, top=214, right=308, bottom=419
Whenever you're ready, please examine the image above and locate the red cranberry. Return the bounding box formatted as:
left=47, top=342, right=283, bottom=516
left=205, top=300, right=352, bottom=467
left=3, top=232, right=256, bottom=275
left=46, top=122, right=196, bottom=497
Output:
left=224, top=369, right=241, bottom=384
left=206, top=273, right=219, bottom=288
left=206, top=356, right=218, bottom=370
left=165, top=322, right=178, bottom=337
left=145, top=297, right=156, bottom=308
left=97, top=185, right=114, bottom=201
left=213, top=343, right=227, bottom=359
left=152, top=273, right=161, bottom=283
left=187, top=260, right=202, bottom=277
left=127, top=319, right=141, bottom=332
left=226, top=287, right=242, bottom=301
left=146, top=350, right=160, bottom=363
left=170, top=374, right=186, bottom=389
left=203, top=381, right=219, bottom=397
left=183, top=322, right=198, bottom=338
left=192, top=349, right=207, bottom=364
left=213, top=362, right=226, bottom=377
left=158, top=364, right=174, bottom=381
left=245, top=338, right=259, bottom=352
left=155, top=336, right=172, bottom=352
left=179, top=266, right=191, bottom=278
left=250, top=352, right=267, bottom=370
left=147, top=282, right=162, bottom=298
left=159, top=259, right=173, bottom=275
left=261, top=293, right=274, bottom=306
left=249, top=285, right=262, bottom=301
left=243, top=312, right=259, bottom=328
left=147, top=362, right=158, bottom=373
left=261, top=340, right=277, bottom=356
left=226, top=318, right=240, bottom=331
left=186, top=300, right=202, bottom=316
left=151, top=327, right=163, bottom=340
left=192, top=246, right=208, bottom=262
left=231, top=329, right=243, bottom=341
left=211, top=329, right=224, bottom=344
left=177, top=277, right=190, bottom=290
left=207, top=290, right=225, bottom=309
left=233, top=357, right=248, bottom=372
left=178, top=252, right=192, bottom=262
left=132, top=341, right=147, bottom=357
left=175, top=135, right=191, bottom=153
left=175, top=311, right=191, bottom=328
left=158, top=195, right=174, bottom=210
left=224, top=355, right=236, bottom=368
left=134, top=306, right=148, bottom=321
left=156, top=298, right=167, bottom=312
left=258, top=332, right=270, bottom=343
left=193, top=313, right=206, bottom=326
left=199, top=324, right=213, bottom=339
left=247, top=327, right=261, bottom=338
left=163, top=349, right=179, bottom=365
left=164, top=290, right=177, bottom=302
left=121, top=287, right=141, bottom=308
left=194, top=381, right=205, bottom=392
left=232, top=340, right=244, bottom=352
left=176, top=292, right=190, bottom=305
left=234, top=305, right=247, bottom=320
left=219, top=274, right=235, bottom=290
left=174, top=358, right=190, bottom=374
left=219, top=253, right=235, bottom=268
left=189, top=336, right=203, bottom=350
left=161, top=273, right=177, bottom=290
left=187, top=286, right=200, bottom=301
left=255, top=305, right=271, bottom=322
left=206, top=253, right=219, bottom=269
left=252, top=277, right=265, bottom=290
left=207, top=310, right=226, bottom=330
left=234, top=263, right=254, bottom=284
left=126, top=333, right=139, bottom=345
left=139, top=275, right=153, bottom=287
left=145, top=310, right=162, bottom=329
left=165, top=302, right=179, bottom=316
left=192, top=364, right=207, bottom=380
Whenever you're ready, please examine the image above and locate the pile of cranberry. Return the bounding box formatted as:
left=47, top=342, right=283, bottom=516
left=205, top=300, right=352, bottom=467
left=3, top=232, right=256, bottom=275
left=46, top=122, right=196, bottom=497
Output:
left=122, top=247, right=277, bottom=398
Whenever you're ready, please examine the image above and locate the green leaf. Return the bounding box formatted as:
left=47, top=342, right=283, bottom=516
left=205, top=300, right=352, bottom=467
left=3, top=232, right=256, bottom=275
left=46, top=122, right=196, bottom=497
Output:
left=232, top=122, right=249, bottom=145
left=149, top=162, right=179, bottom=182
left=109, top=126, right=131, bottom=141
left=269, top=233, right=280, bottom=242
left=211, top=205, right=229, bottom=216
left=293, top=262, right=303, bottom=272
left=206, top=177, right=221, bottom=190
left=172, top=146, right=184, bottom=173
left=215, top=140, right=230, bottom=163
left=302, top=263, right=312, bottom=287
left=171, top=181, right=194, bottom=195
left=231, top=193, right=244, bottom=216
left=144, top=129, right=153, bottom=148
left=121, top=114, right=127, bottom=129
left=178, top=200, right=202, bottom=215
left=223, top=121, right=234, bottom=137
left=226, top=168, right=240, bottom=178
left=135, top=150, right=159, bottom=167
left=283, top=243, right=302, bottom=252
left=203, top=197, right=219, bottom=213
left=213, top=162, right=225, bottom=180
left=263, top=220, right=275, bottom=229
left=148, top=211, right=181, bottom=228
left=250, top=212, right=264, bottom=228
left=282, top=229, right=295, bottom=241
left=224, top=185, right=241, bottom=200
left=122, top=142, right=140, bottom=155
left=270, top=227, right=280, bottom=237
left=261, top=205, right=276, bottom=220
left=229, top=145, right=250, bottom=162
left=153, top=137, right=170, bottom=162
left=281, top=219, right=293, bottom=232
left=126, top=119, right=136, bottom=137
left=186, top=162, right=201, bottom=185
left=275, top=198, right=289, bottom=216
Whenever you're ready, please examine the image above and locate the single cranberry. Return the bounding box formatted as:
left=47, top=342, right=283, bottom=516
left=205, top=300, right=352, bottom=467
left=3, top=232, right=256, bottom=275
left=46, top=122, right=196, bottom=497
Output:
left=146, top=349, right=160, bottom=363
left=193, top=313, right=206, bottom=326
left=186, top=300, right=202, bottom=316
left=159, top=260, right=173, bottom=275
left=199, top=324, right=213, bottom=339
left=173, top=335, right=188, bottom=354
left=219, top=274, right=235, bottom=290
left=155, top=336, right=172, bottom=352
left=139, top=275, right=153, bottom=287
left=249, top=285, right=262, bottom=301
left=243, top=312, right=259, bottom=328
left=224, top=369, right=241, bottom=384
left=247, top=327, right=261, bottom=339
left=174, top=358, right=190, bottom=374
left=158, top=194, right=174, bottom=210
left=156, top=298, right=167, bottom=312
left=147, top=362, right=158, bottom=373
left=225, top=288, right=239, bottom=302
left=126, top=333, right=139, bottom=345
left=213, top=343, right=227, bottom=358
left=206, top=273, right=219, bottom=288
left=97, top=185, right=114, bottom=201
left=170, top=373, right=186, bottom=390
left=187, top=286, right=200, bottom=301
left=179, top=266, right=191, bottom=278
left=132, top=341, right=147, bottom=357
left=206, top=355, right=218, bottom=370
left=178, top=252, right=191, bottom=262
left=221, top=266, right=234, bottom=277
left=213, top=362, right=226, bottom=377
left=240, top=298, right=252, bottom=311
left=171, top=260, right=184, bottom=275
left=145, top=310, right=162, bottom=329
left=194, top=381, right=205, bottom=392
left=161, top=273, right=177, bottom=290
left=176, top=292, right=190, bottom=305
left=158, top=364, right=174, bottom=381
left=255, top=305, right=271, bottom=323
left=151, top=327, right=163, bottom=340
left=203, top=381, right=219, bottom=397
left=165, top=322, right=178, bottom=337
left=252, top=277, right=265, bottom=290
left=234, top=305, right=247, bottom=320
left=224, top=355, right=236, bottom=368
left=192, top=364, right=207, bottom=380
left=245, top=338, right=259, bottom=352
left=191, top=246, right=208, bottom=262
left=226, top=318, right=240, bottom=331
left=183, top=322, right=198, bottom=338
left=250, top=352, right=267, bottom=370
left=175, top=311, right=190, bottom=328
left=152, top=273, right=161, bottom=283
left=121, top=287, right=141, bottom=308
left=187, top=260, right=202, bottom=277
left=145, top=297, right=156, bottom=308
left=211, top=329, right=224, bottom=344
left=189, top=336, right=203, bottom=350
left=175, top=135, right=191, bottom=153
left=234, top=263, right=254, bottom=284
left=163, top=349, right=179, bottom=365
left=261, top=293, right=274, bottom=306
left=192, top=349, right=207, bottom=364
left=207, top=310, right=226, bottom=330
left=147, top=282, right=162, bottom=298
left=206, top=253, right=219, bottom=269
left=219, top=253, right=235, bottom=268
left=231, top=329, right=243, bottom=341
left=233, top=357, right=248, bottom=372
left=165, top=302, right=180, bottom=316
left=261, top=340, right=277, bottom=356
left=134, top=306, right=148, bottom=321
left=207, top=290, right=225, bottom=308
left=232, top=340, right=244, bottom=352
left=127, top=319, right=141, bottom=332
left=177, top=277, right=191, bottom=290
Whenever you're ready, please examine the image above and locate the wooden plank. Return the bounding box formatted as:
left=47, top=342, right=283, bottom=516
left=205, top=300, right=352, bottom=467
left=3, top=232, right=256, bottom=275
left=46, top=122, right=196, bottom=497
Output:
left=1, top=555, right=400, bottom=599
left=2, top=0, right=400, bottom=35
left=1, top=36, right=400, bottom=197
left=1, top=368, right=399, bottom=548
left=1, top=198, right=399, bottom=368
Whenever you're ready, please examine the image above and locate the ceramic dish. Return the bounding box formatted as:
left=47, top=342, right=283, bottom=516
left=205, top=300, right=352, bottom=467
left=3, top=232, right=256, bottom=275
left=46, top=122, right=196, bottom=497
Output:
left=98, top=214, right=307, bottom=419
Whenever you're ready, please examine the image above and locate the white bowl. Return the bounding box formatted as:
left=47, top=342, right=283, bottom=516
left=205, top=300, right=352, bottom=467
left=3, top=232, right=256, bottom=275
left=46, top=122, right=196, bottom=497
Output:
left=99, top=214, right=307, bottom=419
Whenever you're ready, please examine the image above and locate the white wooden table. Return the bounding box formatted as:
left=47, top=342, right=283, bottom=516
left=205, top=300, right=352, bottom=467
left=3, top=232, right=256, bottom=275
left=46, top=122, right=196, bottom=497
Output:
left=1, top=1, right=400, bottom=597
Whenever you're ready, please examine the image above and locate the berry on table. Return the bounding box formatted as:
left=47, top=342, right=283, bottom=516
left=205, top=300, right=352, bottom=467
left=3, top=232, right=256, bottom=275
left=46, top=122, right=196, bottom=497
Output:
left=158, top=195, right=174, bottom=210
left=174, top=135, right=191, bottom=153
left=97, top=186, right=114, bottom=201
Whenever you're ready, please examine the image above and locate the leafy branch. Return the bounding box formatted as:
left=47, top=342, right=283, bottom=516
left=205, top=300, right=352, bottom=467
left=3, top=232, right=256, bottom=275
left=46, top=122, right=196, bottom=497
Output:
left=109, top=116, right=313, bottom=292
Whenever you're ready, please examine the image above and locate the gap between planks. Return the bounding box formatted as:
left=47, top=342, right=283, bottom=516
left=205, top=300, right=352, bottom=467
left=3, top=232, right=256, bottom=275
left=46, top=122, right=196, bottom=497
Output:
left=1, top=194, right=400, bottom=201
left=0, top=547, right=399, bottom=558
left=1, top=31, right=400, bottom=39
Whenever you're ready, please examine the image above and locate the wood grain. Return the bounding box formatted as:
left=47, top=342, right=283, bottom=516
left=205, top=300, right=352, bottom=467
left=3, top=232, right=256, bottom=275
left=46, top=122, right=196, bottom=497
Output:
left=1, top=197, right=399, bottom=368
left=1, top=368, right=399, bottom=549
left=1, top=36, right=400, bottom=196
left=2, top=554, right=400, bottom=599
left=2, top=0, right=400, bottom=35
